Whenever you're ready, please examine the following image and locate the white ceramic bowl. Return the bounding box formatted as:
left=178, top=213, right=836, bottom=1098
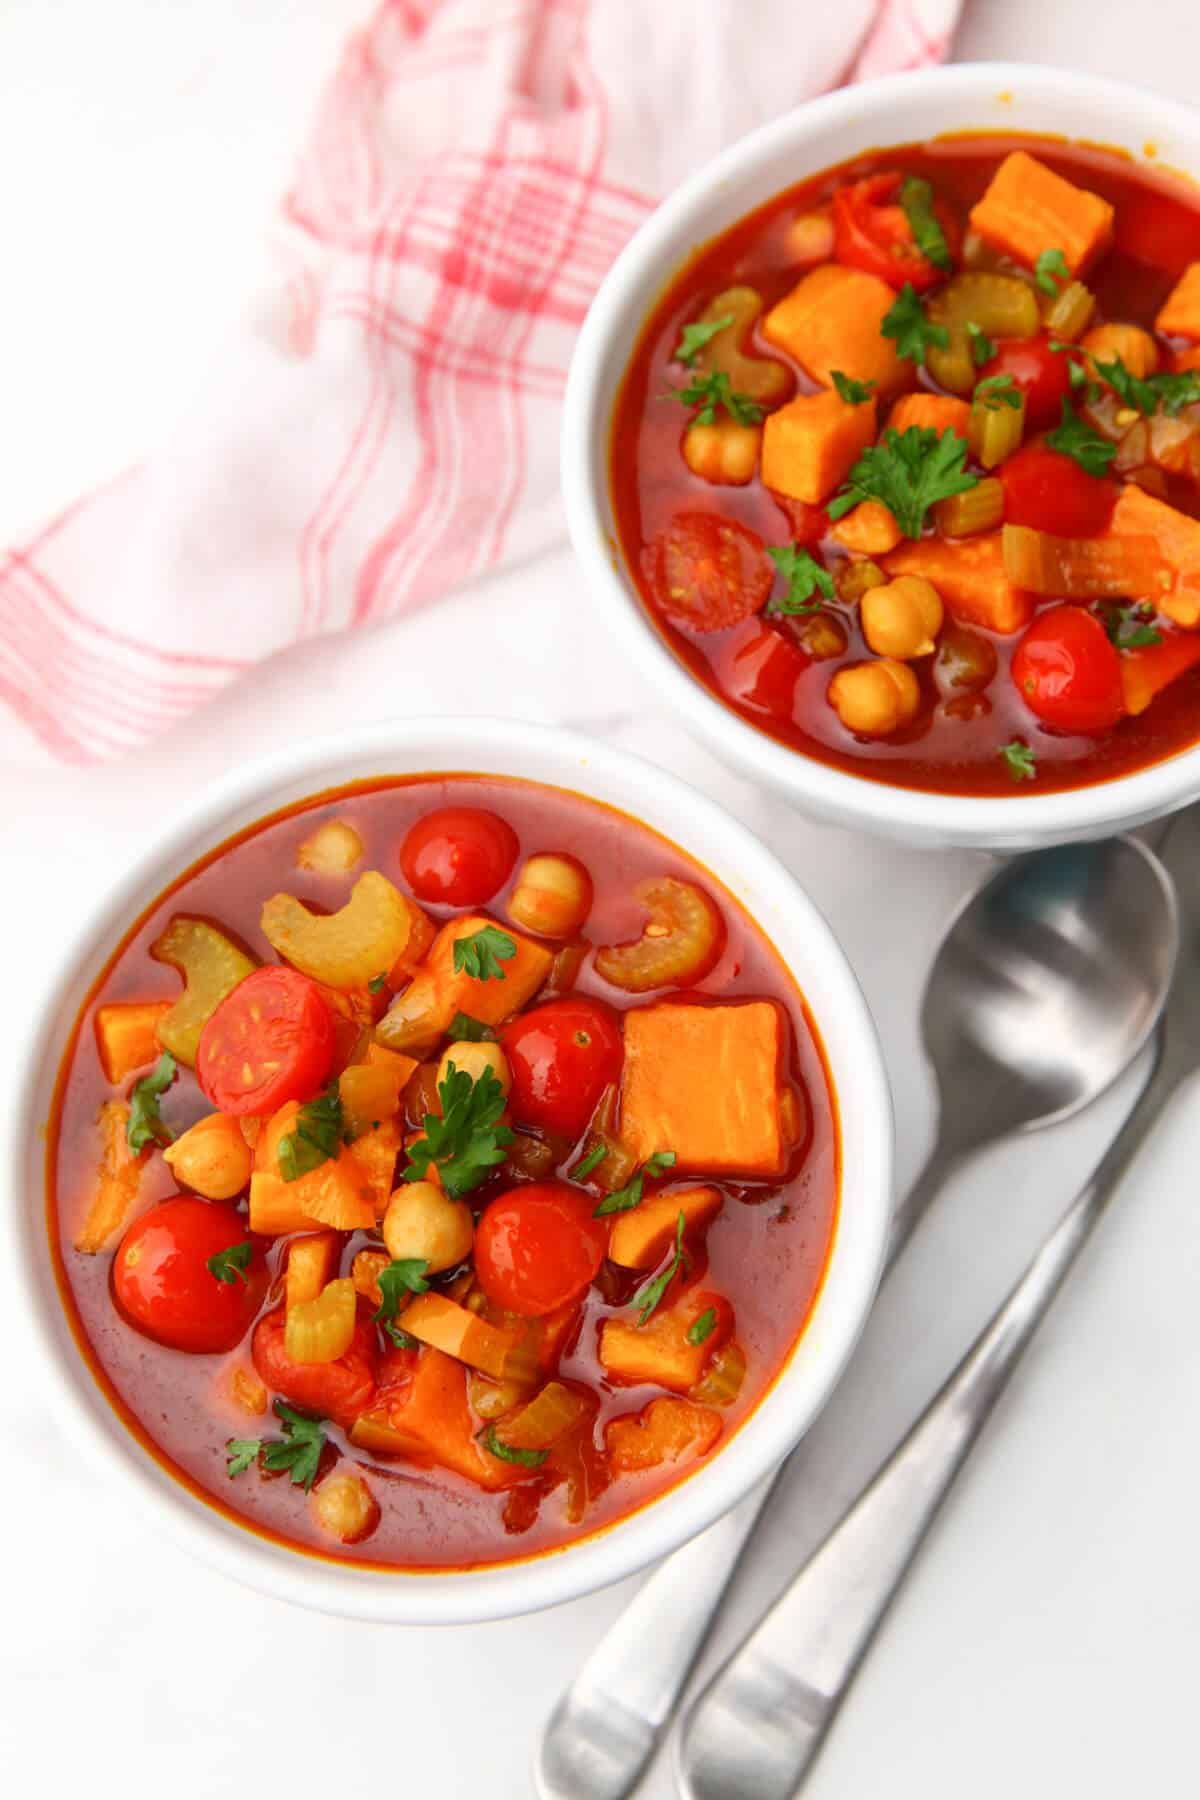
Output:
left=562, top=63, right=1200, bottom=853
left=11, top=717, right=891, bottom=1624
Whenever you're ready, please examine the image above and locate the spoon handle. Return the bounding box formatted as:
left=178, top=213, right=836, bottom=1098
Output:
left=675, top=1038, right=1176, bottom=1800
left=532, top=1145, right=959, bottom=1800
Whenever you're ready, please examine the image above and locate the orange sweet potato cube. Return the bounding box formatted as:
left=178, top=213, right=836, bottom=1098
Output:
left=762, top=264, right=911, bottom=397
left=377, top=913, right=553, bottom=1052
left=94, top=1000, right=172, bottom=1084
left=761, top=389, right=877, bottom=505
left=1156, top=263, right=1200, bottom=340
left=350, top=1348, right=518, bottom=1491
left=619, top=1001, right=784, bottom=1178
left=248, top=1101, right=376, bottom=1234
left=608, top=1185, right=723, bottom=1270
left=968, top=151, right=1114, bottom=275
left=605, top=1397, right=722, bottom=1473
left=600, top=1290, right=732, bottom=1393
left=400, top=1292, right=521, bottom=1380
left=883, top=532, right=1032, bottom=635
left=887, top=393, right=972, bottom=438
left=1107, top=484, right=1200, bottom=627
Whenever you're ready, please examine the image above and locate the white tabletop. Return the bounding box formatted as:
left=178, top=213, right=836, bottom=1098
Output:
left=3, top=4, right=1198, bottom=1796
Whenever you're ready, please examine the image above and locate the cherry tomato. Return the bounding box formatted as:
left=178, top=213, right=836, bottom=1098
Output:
left=196, top=967, right=334, bottom=1117
left=252, top=1306, right=377, bottom=1426
left=474, top=1182, right=608, bottom=1316
left=643, top=512, right=773, bottom=633
left=980, top=337, right=1072, bottom=431
left=501, top=997, right=624, bottom=1140
left=399, top=806, right=518, bottom=906
left=713, top=623, right=809, bottom=720
left=773, top=498, right=829, bottom=546
left=113, top=1197, right=267, bottom=1353
left=1011, top=605, right=1124, bottom=735
left=832, top=172, right=961, bottom=292
left=1000, top=442, right=1116, bottom=537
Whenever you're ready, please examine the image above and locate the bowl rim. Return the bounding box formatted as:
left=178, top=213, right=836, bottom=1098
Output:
left=561, top=61, right=1200, bottom=851
left=9, top=714, right=893, bottom=1624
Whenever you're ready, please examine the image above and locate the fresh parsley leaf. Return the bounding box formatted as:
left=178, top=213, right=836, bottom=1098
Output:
left=828, top=426, right=977, bottom=538
left=373, top=1258, right=431, bottom=1337
left=447, top=1012, right=497, bottom=1042
left=687, top=1307, right=718, bottom=1347
left=572, top=1143, right=608, bottom=1182
left=1000, top=741, right=1037, bottom=782
left=1150, top=371, right=1200, bottom=418
left=673, top=369, right=766, bottom=428
left=634, top=1212, right=687, bottom=1326
left=974, top=373, right=1022, bottom=411
left=831, top=369, right=876, bottom=405
left=453, top=925, right=517, bottom=982
left=126, top=1052, right=176, bottom=1153
left=278, top=1085, right=344, bottom=1183
left=593, top=1148, right=677, bottom=1218
left=642, top=1150, right=678, bottom=1179
left=966, top=320, right=995, bottom=366
left=1034, top=248, right=1070, bottom=295
left=367, top=972, right=388, bottom=994
left=480, top=1426, right=549, bottom=1469
left=206, top=1241, right=253, bottom=1286
left=766, top=544, right=834, bottom=614
left=260, top=1402, right=327, bottom=1492
left=1045, top=400, right=1117, bottom=478
left=404, top=1062, right=514, bottom=1198
left=675, top=312, right=735, bottom=367
left=1093, top=355, right=1200, bottom=420
left=881, top=284, right=949, bottom=366
left=225, top=1438, right=262, bottom=1479
left=384, top=1324, right=420, bottom=1350
left=899, top=176, right=953, bottom=272
left=1103, top=604, right=1163, bottom=650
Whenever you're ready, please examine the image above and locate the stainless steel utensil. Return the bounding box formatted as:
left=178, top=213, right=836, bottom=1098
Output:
left=535, top=833, right=1176, bottom=1800
left=677, top=816, right=1194, bottom=1800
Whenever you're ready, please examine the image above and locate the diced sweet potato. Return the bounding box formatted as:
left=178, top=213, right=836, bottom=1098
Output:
left=619, top=1001, right=784, bottom=1178
left=762, top=264, right=911, bottom=397
left=351, top=1247, right=390, bottom=1308
left=887, top=393, right=972, bottom=438
left=400, top=1292, right=520, bottom=1380
left=883, top=532, right=1032, bottom=634
left=94, top=1001, right=171, bottom=1084
left=74, top=1101, right=147, bottom=1253
left=1106, top=485, right=1200, bottom=626
left=248, top=1101, right=375, bottom=1235
left=346, top=1117, right=401, bottom=1216
left=350, top=1347, right=518, bottom=1491
left=1156, top=263, right=1200, bottom=340
left=606, top=1397, right=722, bottom=1473
left=376, top=914, right=554, bottom=1055
left=608, top=1185, right=723, bottom=1270
left=968, top=151, right=1114, bottom=275
left=1121, top=635, right=1200, bottom=715
left=1080, top=322, right=1160, bottom=380
left=286, top=1231, right=340, bottom=1311
left=828, top=499, right=902, bottom=555
left=600, top=1290, right=732, bottom=1393
left=761, top=390, right=877, bottom=505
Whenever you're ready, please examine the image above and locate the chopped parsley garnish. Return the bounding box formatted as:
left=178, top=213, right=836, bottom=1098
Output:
left=1092, top=355, right=1200, bottom=420
left=1103, top=603, right=1163, bottom=650
left=593, top=1149, right=677, bottom=1218
left=1000, top=740, right=1037, bottom=782
left=831, top=369, right=876, bottom=405
left=673, top=369, right=765, bottom=428
left=278, top=1084, right=345, bottom=1183
left=966, top=320, right=995, bottom=366
left=1045, top=400, right=1117, bottom=478
left=766, top=544, right=835, bottom=614
left=828, top=426, right=976, bottom=539
left=899, top=176, right=952, bottom=272
left=447, top=1011, right=497, bottom=1043
left=373, top=1259, right=431, bottom=1336
left=881, top=284, right=949, bottom=367
left=480, top=1426, right=549, bottom=1469
left=126, top=1052, right=176, bottom=1153
left=675, top=312, right=735, bottom=367
left=572, top=1143, right=609, bottom=1182
left=206, top=1241, right=253, bottom=1286
left=974, top=373, right=1021, bottom=411
left=225, top=1438, right=262, bottom=1479
left=452, top=925, right=517, bottom=983
left=384, top=1326, right=420, bottom=1350
left=1034, top=248, right=1070, bottom=295
left=634, top=1212, right=687, bottom=1325
left=403, top=1062, right=513, bottom=1198
left=367, top=972, right=388, bottom=994
left=687, top=1307, right=718, bottom=1347
left=226, top=1402, right=328, bottom=1492
left=1048, top=338, right=1099, bottom=401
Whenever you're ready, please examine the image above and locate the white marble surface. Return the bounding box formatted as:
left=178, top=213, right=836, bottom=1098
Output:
left=3, top=4, right=1199, bottom=1796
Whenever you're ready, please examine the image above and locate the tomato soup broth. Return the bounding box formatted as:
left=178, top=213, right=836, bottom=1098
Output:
left=48, top=777, right=838, bottom=1570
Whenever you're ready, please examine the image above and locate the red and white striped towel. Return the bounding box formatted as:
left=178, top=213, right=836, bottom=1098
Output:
left=0, top=0, right=958, bottom=765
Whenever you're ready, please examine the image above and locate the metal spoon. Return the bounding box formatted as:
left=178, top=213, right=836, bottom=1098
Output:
left=534, top=834, right=1175, bottom=1800
left=677, top=815, right=1193, bottom=1799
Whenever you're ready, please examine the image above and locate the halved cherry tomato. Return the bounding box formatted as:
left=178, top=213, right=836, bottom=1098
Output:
left=832, top=172, right=961, bottom=292
left=713, top=623, right=809, bottom=720
left=501, top=998, right=624, bottom=1140
left=980, top=337, right=1072, bottom=431
left=196, top=966, right=334, bottom=1117
left=1000, top=442, right=1116, bottom=537
left=113, top=1197, right=267, bottom=1353
left=1012, top=605, right=1124, bottom=734
left=252, top=1306, right=377, bottom=1426
left=643, top=512, right=773, bottom=633
left=399, top=805, right=518, bottom=907
left=474, top=1182, right=608, bottom=1316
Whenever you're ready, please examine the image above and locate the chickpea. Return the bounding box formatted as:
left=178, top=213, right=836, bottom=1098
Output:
left=312, top=1471, right=380, bottom=1545
left=683, top=419, right=761, bottom=485
left=383, top=1180, right=473, bottom=1273
left=295, top=817, right=364, bottom=875
left=437, top=1039, right=512, bottom=1097
left=162, top=1112, right=252, bottom=1200
left=828, top=658, right=921, bottom=737
left=508, top=852, right=593, bottom=939
left=860, top=576, right=944, bottom=660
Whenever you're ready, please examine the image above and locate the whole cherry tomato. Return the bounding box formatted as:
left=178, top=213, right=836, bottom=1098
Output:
left=643, top=512, right=773, bottom=633
left=713, top=624, right=810, bottom=721
left=501, top=997, right=624, bottom=1140
left=400, top=806, right=518, bottom=906
left=1000, top=442, right=1116, bottom=537
left=832, top=171, right=961, bottom=292
left=197, top=967, right=334, bottom=1117
left=980, top=337, right=1072, bottom=431
left=474, top=1182, right=608, bottom=1316
left=252, top=1306, right=378, bottom=1426
left=113, top=1197, right=267, bottom=1353
left=1011, top=605, right=1124, bottom=735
